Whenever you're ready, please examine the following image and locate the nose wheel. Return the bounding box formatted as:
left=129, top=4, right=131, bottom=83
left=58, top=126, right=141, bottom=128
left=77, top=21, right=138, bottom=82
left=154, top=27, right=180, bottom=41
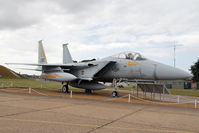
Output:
left=112, top=91, right=118, bottom=97
left=112, top=78, right=121, bottom=97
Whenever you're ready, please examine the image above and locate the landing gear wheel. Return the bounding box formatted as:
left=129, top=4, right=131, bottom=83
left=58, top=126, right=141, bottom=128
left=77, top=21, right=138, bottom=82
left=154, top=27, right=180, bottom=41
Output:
left=85, top=89, right=92, bottom=94
left=62, top=85, right=69, bottom=93
left=112, top=91, right=118, bottom=97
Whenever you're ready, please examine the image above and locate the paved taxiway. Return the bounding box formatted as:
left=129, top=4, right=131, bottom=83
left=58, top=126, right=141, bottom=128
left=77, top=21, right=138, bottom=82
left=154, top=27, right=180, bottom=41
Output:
left=0, top=91, right=199, bottom=133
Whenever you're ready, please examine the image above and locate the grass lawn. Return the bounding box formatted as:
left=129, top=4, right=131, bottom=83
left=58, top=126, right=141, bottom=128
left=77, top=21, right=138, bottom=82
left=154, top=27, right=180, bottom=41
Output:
left=116, top=86, right=199, bottom=97
left=1, top=78, right=199, bottom=97
left=0, top=78, right=78, bottom=90
left=169, top=89, right=199, bottom=97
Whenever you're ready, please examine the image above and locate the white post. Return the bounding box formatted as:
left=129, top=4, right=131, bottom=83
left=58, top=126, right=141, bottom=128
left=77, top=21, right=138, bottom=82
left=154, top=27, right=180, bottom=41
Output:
left=195, top=99, right=197, bottom=109
left=128, top=94, right=131, bottom=103
left=162, top=87, right=165, bottom=101
left=29, top=88, right=31, bottom=94
left=177, top=96, right=180, bottom=103
left=10, top=82, right=13, bottom=87
left=70, top=91, right=72, bottom=98
left=40, top=84, right=42, bottom=89
left=1, top=83, right=4, bottom=88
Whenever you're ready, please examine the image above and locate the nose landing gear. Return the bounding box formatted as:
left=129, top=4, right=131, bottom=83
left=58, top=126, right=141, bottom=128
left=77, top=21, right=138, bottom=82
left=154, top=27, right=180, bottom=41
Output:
left=112, top=78, right=121, bottom=97
left=112, top=91, right=118, bottom=97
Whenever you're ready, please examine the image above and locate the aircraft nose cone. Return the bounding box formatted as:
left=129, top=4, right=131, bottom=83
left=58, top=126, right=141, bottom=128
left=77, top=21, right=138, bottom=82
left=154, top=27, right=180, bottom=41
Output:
left=155, top=64, right=192, bottom=80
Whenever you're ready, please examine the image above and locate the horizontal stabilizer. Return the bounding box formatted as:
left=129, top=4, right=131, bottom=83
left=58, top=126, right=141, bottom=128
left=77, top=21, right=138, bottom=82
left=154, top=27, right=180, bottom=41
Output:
left=16, top=68, right=42, bottom=71
left=6, top=62, right=97, bottom=70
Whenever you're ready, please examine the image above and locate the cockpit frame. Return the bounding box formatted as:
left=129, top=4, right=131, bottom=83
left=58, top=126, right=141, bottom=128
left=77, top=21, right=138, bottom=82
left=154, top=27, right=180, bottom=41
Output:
left=111, top=52, right=146, bottom=61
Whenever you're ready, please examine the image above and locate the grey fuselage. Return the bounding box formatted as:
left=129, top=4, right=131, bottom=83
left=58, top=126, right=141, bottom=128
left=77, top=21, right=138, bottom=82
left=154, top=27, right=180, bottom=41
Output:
left=68, top=57, right=191, bottom=83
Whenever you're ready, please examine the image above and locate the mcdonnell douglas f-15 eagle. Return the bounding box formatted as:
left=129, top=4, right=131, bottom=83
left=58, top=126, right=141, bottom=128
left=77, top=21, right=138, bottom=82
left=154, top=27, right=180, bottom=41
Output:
left=7, top=41, right=192, bottom=97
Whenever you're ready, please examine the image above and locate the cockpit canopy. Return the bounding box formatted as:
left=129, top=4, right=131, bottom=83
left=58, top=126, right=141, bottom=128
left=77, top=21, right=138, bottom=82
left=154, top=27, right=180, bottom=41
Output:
left=111, top=52, right=146, bottom=61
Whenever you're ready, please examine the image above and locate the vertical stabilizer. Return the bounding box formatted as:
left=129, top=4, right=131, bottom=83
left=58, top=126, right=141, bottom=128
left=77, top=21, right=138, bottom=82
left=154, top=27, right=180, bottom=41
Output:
left=38, top=40, right=47, bottom=64
left=63, top=44, right=73, bottom=64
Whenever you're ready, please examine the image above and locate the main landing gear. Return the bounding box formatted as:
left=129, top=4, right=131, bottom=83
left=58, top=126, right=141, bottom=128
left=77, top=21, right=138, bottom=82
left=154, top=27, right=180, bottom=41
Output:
left=85, top=89, right=92, bottom=94
left=61, top=82, right=93, bottom=94
left=62, top=82, right=69, bottom=93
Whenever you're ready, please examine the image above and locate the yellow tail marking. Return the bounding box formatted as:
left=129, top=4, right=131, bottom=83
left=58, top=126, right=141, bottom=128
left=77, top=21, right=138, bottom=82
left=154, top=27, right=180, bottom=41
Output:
left=128, top=62, right=139, bottom=65
left=39, top=42, right=47, bottom=60
left=45, top=74, right=62, bottom=78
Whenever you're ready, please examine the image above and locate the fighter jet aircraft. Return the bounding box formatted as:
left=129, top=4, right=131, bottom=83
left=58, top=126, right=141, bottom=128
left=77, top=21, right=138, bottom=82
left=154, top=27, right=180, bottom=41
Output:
left=7, top=41, right=192, bottom=97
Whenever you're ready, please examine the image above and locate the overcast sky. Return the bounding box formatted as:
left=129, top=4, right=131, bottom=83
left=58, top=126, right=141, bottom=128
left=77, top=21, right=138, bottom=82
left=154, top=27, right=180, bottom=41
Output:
left=0, top=0, right=198, bottom=75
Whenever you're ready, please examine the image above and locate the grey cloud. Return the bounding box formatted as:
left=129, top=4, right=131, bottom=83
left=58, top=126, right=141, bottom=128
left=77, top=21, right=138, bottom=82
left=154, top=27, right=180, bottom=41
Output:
left=0, top=0, right=37, bottom=30
left=54, top=0, right=103, bottom=13
left=0, top=0, right=62, bottom=30
left=1, top=0, right=199, bottom=32
left=0, top=0, right=107, bottom=30
left=51, top=0, right=110, bottom=26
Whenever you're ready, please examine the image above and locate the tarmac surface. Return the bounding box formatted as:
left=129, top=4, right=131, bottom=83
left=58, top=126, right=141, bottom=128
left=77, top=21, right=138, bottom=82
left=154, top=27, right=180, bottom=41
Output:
left=0, top=91, right=199, bottom=133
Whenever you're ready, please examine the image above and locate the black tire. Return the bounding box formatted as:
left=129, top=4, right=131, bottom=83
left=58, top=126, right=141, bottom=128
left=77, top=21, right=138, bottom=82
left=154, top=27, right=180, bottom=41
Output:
left=85, top=89, right=92, bottom=94
left=62, top=85, right=68, bottom=93
left=112, top=91, right=118, bottom=97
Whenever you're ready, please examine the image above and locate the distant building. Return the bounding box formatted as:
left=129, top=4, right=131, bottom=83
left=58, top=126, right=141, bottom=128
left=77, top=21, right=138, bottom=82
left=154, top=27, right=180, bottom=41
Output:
left=192, top=82, right=199, bottom=89
left=156, top=80, right=191, bottom=89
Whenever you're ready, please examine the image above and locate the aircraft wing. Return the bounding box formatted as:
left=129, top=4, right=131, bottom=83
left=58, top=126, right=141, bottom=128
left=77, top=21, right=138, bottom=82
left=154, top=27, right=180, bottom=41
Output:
left=94, top=61, right=116, bottom=78
left=6, top=63, right=97, bottom=69
left=77, top=61, right=116, bottom=80
left=6, top=61, right=117, bottom=80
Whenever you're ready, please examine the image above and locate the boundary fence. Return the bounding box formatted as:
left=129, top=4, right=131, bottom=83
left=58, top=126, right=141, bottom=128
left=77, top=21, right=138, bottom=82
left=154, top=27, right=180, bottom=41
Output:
left=0, top=87, right=198, bottom=109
